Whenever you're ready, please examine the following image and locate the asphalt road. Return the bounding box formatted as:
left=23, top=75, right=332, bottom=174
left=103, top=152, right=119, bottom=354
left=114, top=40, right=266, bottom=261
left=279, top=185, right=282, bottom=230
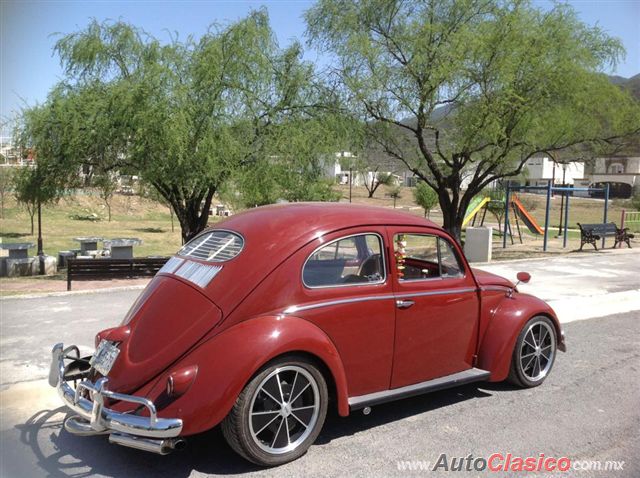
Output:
left=0, top=251, right=639, bottom=477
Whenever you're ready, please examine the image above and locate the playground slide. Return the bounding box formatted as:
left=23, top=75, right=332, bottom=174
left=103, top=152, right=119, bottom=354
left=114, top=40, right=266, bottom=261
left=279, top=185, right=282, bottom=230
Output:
left=462, top=196, right=490, bottom=227
left=512, top=196, right=544, bottom=235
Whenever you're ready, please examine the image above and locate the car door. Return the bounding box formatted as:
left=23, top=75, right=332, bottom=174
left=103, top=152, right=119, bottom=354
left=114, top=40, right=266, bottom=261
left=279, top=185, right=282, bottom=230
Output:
left=295, top=229, right=396, bottom=397
left=387, top=227, right=480, bottom=389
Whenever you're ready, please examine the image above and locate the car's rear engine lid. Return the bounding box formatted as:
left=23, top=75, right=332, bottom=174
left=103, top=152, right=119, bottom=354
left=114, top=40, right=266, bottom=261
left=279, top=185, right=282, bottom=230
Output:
left=105, top=275, right=222, bottom=393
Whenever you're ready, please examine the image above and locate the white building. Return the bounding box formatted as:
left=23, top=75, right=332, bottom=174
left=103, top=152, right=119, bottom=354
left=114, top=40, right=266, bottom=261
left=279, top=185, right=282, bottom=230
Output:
left=587, top=156, right=640, bottom=197
left=524, top=156, right=585, bottom=186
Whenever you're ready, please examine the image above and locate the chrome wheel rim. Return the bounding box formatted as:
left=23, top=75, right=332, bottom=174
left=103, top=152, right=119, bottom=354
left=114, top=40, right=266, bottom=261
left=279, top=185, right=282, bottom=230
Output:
left=519, top=321, right=555, bottom=382
left=248, top=365, right=320, bottom=455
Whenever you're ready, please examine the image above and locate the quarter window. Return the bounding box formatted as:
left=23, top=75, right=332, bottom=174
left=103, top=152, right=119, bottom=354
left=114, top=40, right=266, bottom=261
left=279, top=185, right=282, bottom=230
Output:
left=394, top=234, right=463, bottom=280
left=303, top=234, right=385, bottom=287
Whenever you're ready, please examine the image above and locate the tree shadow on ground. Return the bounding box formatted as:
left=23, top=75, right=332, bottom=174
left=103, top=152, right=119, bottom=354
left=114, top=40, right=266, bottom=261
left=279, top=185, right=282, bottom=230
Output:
left=1, top=231, right=31, bottom=239
left=134, top=227, right=164, bottom=233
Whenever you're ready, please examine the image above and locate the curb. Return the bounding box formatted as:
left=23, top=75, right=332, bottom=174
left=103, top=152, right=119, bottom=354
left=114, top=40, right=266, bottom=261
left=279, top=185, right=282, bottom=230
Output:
left=471, top=246, right=637, bottom=266
left=0, top=284, right=148, bottom=301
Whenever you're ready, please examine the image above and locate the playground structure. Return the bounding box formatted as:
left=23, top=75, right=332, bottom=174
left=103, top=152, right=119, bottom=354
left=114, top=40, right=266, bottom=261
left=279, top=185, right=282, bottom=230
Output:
left=463, top=181, right=611, bottom=252
left=462, top=196, right=491, bottom=227
left=463, top=193, right=543, bottom=245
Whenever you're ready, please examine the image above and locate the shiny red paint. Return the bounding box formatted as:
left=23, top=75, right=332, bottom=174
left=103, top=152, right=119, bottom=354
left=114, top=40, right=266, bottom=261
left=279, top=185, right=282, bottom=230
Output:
left=92, top=203, right=565, bottom=437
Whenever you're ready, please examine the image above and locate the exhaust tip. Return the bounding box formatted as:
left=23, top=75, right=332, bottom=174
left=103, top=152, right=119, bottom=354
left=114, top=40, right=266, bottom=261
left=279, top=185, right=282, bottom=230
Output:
left=109, top=433, right=187, bottom=455
left=171, top=438, right=187, bottom=452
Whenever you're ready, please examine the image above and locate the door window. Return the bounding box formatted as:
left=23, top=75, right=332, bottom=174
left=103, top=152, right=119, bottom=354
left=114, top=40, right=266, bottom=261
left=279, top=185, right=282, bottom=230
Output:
left=303, top=234, right=385, bottom=287
left=394, top=234, right=463, bottom=280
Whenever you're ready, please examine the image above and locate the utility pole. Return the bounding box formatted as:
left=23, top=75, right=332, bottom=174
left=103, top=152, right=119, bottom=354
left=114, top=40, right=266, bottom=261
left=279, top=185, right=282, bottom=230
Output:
left=349, top=164, right=352, bottom=203
left=34, top=164, right=45, bottom=275
left=557, top=163, right=567, bottom=236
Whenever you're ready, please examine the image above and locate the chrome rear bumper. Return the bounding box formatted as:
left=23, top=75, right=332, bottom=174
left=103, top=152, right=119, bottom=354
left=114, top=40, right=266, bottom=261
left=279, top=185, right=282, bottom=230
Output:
left=50, top=343, right=184, bottom=452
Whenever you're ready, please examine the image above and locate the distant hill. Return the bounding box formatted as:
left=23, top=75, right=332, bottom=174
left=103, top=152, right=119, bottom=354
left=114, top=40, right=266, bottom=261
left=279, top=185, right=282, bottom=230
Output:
left=609, top=73, right=640, bottom=100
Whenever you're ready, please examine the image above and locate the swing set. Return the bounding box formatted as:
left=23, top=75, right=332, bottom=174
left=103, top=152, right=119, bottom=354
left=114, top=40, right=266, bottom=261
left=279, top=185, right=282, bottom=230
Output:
left=464, top=180, right=611, bottom=251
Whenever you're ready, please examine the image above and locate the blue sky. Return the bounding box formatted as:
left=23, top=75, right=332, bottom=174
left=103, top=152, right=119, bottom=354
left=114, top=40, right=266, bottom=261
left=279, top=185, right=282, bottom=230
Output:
left=1, top=0, right=639, bottom=135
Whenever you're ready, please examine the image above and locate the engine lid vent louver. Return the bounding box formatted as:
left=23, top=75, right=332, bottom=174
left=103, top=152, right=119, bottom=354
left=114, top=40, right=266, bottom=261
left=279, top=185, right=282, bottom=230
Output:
left=174, top=261, right=222, bottom=288
left=158, top=256, right=184, bottom=275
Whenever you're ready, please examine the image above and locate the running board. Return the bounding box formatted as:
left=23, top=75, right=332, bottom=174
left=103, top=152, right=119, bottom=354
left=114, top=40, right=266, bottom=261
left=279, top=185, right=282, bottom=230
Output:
left=348, top=368, right=491, bottom=411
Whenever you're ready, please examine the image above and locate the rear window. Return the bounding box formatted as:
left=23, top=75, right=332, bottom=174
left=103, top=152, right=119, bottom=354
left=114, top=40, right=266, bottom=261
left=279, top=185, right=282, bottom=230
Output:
left=178, top=230, right=244, bottom=262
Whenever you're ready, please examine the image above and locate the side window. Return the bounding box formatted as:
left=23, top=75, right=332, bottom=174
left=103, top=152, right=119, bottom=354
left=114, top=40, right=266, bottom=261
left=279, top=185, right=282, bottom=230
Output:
left=394, top=234, right=463, bottom=280
left=303, top=234, right=385, bottom=288
left=438, top=238, right=463, bottom=278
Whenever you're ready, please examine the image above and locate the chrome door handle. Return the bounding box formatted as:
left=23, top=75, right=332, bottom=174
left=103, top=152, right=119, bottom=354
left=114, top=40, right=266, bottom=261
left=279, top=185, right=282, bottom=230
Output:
left=396, top=299, right=415, bottom=309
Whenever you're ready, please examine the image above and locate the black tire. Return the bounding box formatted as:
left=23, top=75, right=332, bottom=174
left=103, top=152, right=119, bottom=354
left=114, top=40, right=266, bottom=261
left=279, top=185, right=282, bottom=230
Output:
left=508, top=315, right=557, bottom=388
left=221, top=355, right=328, bottom=466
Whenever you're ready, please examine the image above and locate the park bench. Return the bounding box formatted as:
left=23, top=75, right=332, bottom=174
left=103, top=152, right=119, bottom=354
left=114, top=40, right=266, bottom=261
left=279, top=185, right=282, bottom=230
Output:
left=67, top=257, right=170, bottom=291
left=576, top=223, right=634, bottom=251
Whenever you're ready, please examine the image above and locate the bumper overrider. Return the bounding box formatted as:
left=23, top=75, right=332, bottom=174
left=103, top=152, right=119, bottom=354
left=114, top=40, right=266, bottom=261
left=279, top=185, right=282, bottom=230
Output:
left=49, top=343, right=186, bottom=455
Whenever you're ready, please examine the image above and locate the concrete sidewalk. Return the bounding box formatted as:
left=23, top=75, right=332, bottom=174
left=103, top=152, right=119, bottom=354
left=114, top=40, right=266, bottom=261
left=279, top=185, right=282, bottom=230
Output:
left=479, top=248, right=640, bottom=323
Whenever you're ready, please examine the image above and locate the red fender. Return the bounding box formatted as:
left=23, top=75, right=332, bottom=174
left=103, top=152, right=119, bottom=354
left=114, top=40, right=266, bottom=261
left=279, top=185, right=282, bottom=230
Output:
left=142, top=315, right=349, bottom=436
left=477, top=293, right=564, bottom=382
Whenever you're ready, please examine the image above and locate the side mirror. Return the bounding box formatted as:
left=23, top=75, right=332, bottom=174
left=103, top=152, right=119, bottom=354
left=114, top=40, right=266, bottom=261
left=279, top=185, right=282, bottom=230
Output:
left=516, top=272, right=531, bottom=284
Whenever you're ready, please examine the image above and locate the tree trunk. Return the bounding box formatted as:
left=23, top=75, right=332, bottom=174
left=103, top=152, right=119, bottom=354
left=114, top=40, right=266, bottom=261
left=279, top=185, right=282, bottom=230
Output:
left=439, top=191, right=471, bottom=245
left=173, top=189, right=216, bottom=244
left=106, top=201, right=112, bottom=222
left=169, top=206, right=174, bottom=232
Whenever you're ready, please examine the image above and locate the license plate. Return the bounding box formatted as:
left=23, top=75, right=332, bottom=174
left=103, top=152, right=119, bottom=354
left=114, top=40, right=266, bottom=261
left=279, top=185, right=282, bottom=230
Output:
left=90, top=340, right=121, bottom=376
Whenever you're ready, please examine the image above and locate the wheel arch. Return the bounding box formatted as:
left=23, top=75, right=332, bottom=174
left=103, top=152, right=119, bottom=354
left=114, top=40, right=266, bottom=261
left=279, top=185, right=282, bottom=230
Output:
left=150, top=315, right=350, bottom=436
left=477, top=293, right=564, bottom=382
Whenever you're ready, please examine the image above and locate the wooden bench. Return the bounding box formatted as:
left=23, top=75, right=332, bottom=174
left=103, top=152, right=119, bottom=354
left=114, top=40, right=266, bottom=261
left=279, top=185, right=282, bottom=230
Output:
left=577, top=223, right=634, bottom=251
left=67, top=257, right=170, bottom=291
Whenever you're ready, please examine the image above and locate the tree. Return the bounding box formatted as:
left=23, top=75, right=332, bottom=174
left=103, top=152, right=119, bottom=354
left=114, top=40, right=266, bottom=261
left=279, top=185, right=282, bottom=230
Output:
left=306, top=0, right=640, bottom=242
left=19, top=12, right=346, bottom=243
left=12, top=165, right=63, bottom=248
left=389, top=185, right=402, bottom=208
left=12, top=167, right=37, bottom=234
left=141, top=182, right=176, bottom=232
left=361, top=168, right=394, bottom=198
left=92, top=171, right=118, bottom=222
left=413, top=181, right=438, bottom=218
left=0, top=167, right=13, bottom=219
left=486, top=189, right=506, bottom=235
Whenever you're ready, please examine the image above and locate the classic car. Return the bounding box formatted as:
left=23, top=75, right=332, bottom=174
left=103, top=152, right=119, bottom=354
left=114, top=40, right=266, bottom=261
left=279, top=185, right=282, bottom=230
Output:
left=50, top=203, right=566, bottom=466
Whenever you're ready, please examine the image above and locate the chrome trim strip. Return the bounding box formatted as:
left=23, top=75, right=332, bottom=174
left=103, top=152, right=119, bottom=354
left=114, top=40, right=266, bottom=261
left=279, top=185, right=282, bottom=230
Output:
left=395, top=287, right=477, bottom=299
left=301, top=232, right=387, bottom=290
left=480, top=285, right=512, bottom=292
left=284, top=294, right=395, bottom=314
left=348, top=367, right=491, bottom=410
left=283, top=287, right=478, bottom=314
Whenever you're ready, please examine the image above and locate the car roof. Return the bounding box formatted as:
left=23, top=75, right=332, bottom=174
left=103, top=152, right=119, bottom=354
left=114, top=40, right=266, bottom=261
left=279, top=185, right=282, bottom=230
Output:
left=197, top=203, right=442, bottom=312
left=214, top=202, right=439, bottom=240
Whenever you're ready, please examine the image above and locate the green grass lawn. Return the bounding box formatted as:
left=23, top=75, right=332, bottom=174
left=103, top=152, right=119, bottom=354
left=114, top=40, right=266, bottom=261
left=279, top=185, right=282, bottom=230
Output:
left=1, top=186, right=636, bottom=261
left=1, top=193, right=186, bottom=257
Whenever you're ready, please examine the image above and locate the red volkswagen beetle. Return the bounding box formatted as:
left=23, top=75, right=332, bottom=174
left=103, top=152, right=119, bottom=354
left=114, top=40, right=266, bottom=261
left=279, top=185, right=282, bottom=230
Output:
left=50, top=203, right=565, bottom=465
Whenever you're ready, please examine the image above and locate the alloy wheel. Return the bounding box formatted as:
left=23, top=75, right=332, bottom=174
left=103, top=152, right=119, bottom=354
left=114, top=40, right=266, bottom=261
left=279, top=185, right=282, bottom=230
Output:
left=248, top=365, right=320, bottom=455
left=519, top=321, right=555, bottom=382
